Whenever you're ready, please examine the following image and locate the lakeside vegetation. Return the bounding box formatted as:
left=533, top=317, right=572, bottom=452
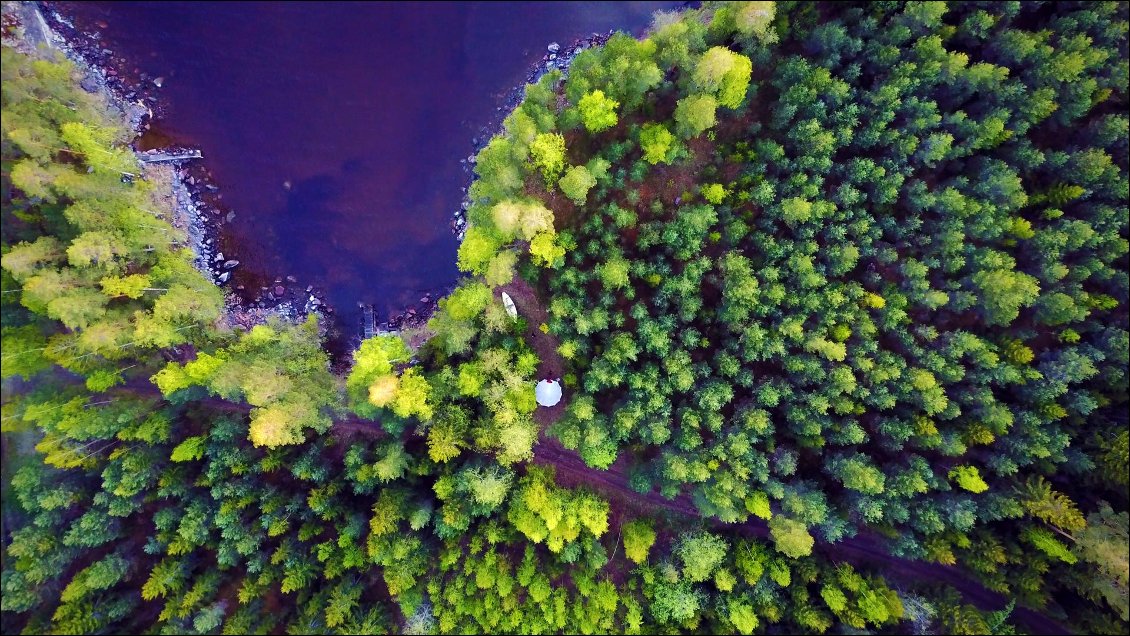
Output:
left=2, top=1, right=1128, bottom=634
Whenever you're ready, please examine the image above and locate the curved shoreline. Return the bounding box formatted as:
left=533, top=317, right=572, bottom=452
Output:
left=16, top=3, right=664, bottom=357
left=22, top=3, right=350, bottom=335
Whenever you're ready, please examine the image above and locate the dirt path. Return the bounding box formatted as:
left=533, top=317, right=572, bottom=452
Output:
left=497, top=275, right=568, bottom=427
left=533, top=432, right=1069, bottom=634
left=118, top=375, right=383, bottom=440
left=501, top=273, right=1069, bottom=633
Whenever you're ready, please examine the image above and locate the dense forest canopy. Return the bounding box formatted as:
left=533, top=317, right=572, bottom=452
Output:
left=2, top=1, right=1128, bottom=634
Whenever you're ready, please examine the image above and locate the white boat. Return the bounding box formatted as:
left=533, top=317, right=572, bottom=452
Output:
left=501, top=291, right=518, bottom=319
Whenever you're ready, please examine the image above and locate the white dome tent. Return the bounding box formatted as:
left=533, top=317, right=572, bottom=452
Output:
left=535, top=379, right=562, bottom=407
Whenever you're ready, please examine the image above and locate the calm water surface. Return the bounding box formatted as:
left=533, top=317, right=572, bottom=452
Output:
left=55, top=1, right=679, bottom=340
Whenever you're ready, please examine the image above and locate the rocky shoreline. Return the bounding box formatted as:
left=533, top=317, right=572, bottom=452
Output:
left=16, top=3, right=350, bottom=336
left=7, top=3, right=659, bottom=353
left=28, top=2, right=464, bottom=349
left=3, top=2, right=451, bottom=358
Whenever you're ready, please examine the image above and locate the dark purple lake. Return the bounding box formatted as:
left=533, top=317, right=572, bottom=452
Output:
left=53, top=1, right=679, bottom=345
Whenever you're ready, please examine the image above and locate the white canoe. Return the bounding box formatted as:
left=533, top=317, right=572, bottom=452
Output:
left=501, top=291, right=518, bottom=319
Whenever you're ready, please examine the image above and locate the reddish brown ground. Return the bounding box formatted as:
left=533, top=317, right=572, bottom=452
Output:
left=534, top=428, right=1067, bottom=635
left=495, top=275, right=568, bottom=428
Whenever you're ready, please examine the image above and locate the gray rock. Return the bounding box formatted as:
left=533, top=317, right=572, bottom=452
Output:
left=286, top=275, right=297, bottom=283
left=225, top=211, right=235, bottom=222
left=80, top=74, right=100, bottom=93
left=153, top=76, right=165, bottom=88
left=214, top=252, right=224, bottom=262
left=217, top=271, right=231, bottom=284
left=274, top=285, right=286, bottom=296
left=548, top=42, right=560, bottom=53
left=223, top=260, right=240, bottom=270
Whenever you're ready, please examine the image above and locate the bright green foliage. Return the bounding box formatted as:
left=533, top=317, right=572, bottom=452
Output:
left=973, top=268, right=1040, bottom=326
left=528, top=231, right=565, bottom=268
left=949, top=465, right=989, bottom=493
left=390, top=367, right=432, bottom=420
left=639, top=123, right=676, bottom=164
left=1, top=325, right=53, bottom=380
left=484, top=249, right=518, bottom=287
left=59, top=122, right=137, bottom=176
left=169, top=436, right=207, bottom=462
left=457, top=225, right=504, bottom=275
left=345, top=334, right=410, bottom=417
left=577, top=90, right=620, bottom=133
left=676, top=532, right=728, bottom=583
left=832, top=454, right=886, bottom=495
left=692, top=47, right=752, bottom=109
left=650, top=578, right=703, bottom=625
left=622, top=519, right=657, bottom=564
left=559, top=165, right=597, bottom=206
left=779, top=196, right=813, bottom=226
left=507, top=466, right=608, bottom=552
left=99, top=274, right=150, bottom=299
left=768, top=516, right=813, bottom=558
left=701, top=183, right=727, bottom=204
left=491, top=199, right=555, bottom=241
left=442, top=281, right=492, bottom=321
left=530, top=132, right=567, bottom=183
left=59, top=553, right=129, bottom=603
left=735, top=1, right=776, bottom=41
left=745, top=491, right=772, bottom=520
left=151, top=317, right=336, bottom=447
left=674, top=94, right=717, bottom=138
left=1022, top=526, right=1077, bottom=564
left=596, top=254, right=631, bottom=291
left=1019, top=476, right=1087, bottom=534
left=565, top=32, right=663, bottom=110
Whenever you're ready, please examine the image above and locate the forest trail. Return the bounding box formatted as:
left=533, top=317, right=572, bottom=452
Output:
left=505, top=275, right=1070, bottom=633
left=533, top=434, right=1070, bottom=635
left=117, top=375, right=384, bottom=439
left=497, top=275, right=568, bottom=427
left=119, top=327, right=1067, bottom=635
left=74, top=335, right=1069, bottom=635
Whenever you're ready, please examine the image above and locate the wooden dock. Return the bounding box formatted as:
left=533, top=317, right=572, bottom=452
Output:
left=361, top=304, right=376, bottom=339
left=137, top=149, right=203, bottom=164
